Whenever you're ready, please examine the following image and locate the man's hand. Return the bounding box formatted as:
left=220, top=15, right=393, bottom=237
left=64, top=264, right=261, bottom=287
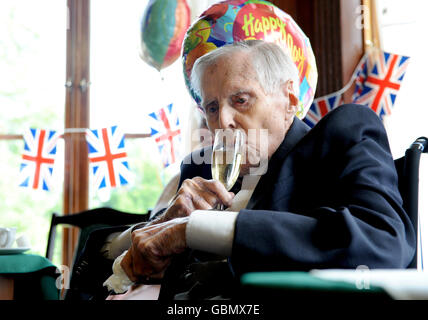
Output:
left=120, top=177, right=233, bottom=282
left=160, top=177, right=234, bottom=222
left=120, top=218, right=189, bottom=282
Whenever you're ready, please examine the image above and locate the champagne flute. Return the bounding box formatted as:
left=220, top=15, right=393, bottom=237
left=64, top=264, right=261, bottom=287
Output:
left=211, top=129, right=244, bottom=210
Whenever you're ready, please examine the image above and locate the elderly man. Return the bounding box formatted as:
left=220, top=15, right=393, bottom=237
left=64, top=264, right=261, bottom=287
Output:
left=118, top=40, right=415, bottom=299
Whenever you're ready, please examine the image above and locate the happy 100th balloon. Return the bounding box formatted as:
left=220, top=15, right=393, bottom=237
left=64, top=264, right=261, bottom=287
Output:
left=141, top=0, right=191, bottom=71
left=182, top=0, right=318, bottom=119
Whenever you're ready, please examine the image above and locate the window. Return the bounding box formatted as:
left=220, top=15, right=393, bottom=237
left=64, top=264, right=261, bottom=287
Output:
left=377, top=0, right=428, bottom=157
left=89, top=0, right=193, bottom=211
left=377, top=0, right=428, bottom=269
left=0, top=0, right=66, bottom=265
left=0, top=0, right=219, bottom=267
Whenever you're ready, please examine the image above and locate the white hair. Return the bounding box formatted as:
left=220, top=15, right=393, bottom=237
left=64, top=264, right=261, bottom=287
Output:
left=190, top=40, right=300, bottom=101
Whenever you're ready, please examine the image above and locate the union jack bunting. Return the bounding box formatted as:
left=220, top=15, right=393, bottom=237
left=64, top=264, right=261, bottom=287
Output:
left=352, top=55, right=369, bottom=102
left=148, top=103, right=182, bottom=167
left=303, top=94, right=343, bottom=128
left=352, top=50, right=410, bottom=120
left=19, top=128, right=60, bottom=191
left=86, top=126, right=132, bottom=190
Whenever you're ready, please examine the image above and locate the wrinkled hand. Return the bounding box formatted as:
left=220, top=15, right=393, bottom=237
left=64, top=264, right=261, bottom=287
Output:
left=121, top=218, right=189, bottom=282
left=120, top=177, right=234, bottom=282
left=159, top=177, right=234, bottom=222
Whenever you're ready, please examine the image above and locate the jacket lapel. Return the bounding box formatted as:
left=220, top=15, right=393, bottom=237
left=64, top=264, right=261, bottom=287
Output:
left=246, top=117, right=310, bottom=210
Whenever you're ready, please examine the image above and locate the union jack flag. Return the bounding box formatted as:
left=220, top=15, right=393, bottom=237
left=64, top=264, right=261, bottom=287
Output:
left=19, top=128, right=60, bottom=191
left=352, top=56, right=369, bottom=101
left=352, top=50, right=410, bottom=120
left=86, top=126, right=132, bottom=190
left=148, top=104, right=182, bottom=167
left=303, top=94, right=343, bottom=128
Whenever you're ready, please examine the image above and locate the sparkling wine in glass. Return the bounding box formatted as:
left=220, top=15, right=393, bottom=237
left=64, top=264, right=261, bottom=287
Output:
left=211, top=129, right=244, bottom=209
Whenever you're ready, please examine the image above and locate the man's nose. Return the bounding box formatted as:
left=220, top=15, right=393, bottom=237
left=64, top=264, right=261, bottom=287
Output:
left=218, top=105, right=236, bottom=129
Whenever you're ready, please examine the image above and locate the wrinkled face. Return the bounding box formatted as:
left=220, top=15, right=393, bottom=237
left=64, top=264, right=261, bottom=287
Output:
left=199, top=51, right=298, bottom=175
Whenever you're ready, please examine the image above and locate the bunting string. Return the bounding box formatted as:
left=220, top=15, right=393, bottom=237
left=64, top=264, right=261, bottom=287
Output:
left=1, top=103, right=183, bottom=196
left=303, top=48, right=410, bottom=128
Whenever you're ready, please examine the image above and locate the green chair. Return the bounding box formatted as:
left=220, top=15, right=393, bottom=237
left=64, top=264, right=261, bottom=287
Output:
left=45, top=207, right=149, bottom=261
left=45, top=207, right=150, bottom=300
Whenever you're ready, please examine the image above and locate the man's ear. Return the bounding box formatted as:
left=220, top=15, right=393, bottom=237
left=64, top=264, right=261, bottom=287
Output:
left=282, top=80, right=299, bottom=114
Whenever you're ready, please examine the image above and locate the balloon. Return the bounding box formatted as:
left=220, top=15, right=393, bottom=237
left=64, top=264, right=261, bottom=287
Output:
left=182, top=0, right=318, bottom=119
left=141, top=0, right=191, bottom=71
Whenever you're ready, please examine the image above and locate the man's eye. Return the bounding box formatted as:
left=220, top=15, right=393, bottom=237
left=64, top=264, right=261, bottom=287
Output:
left=206, top=105, right=218, bottom=115
left=234, top=96, right=248, bottom=105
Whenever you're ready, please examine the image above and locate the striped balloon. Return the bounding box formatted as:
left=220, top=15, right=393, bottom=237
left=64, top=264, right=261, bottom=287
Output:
left=140, top=0, right=191, bottom=71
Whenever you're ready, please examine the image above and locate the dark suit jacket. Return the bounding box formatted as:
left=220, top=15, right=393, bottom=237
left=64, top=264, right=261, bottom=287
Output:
left=177, top=104, right=415, bottom=276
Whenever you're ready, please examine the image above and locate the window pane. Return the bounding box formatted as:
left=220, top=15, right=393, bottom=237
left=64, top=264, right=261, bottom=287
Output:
left=0, top=0, right=66, bottom=265
left=377, top=0, right=428, bottom=157
left=377, top=0, right=428, bottom=270
left=89, top=0, right=194, bottom=211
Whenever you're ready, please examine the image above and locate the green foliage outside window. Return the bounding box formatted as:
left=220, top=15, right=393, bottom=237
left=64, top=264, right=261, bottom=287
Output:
left=0, top=1, right=176, bottom=267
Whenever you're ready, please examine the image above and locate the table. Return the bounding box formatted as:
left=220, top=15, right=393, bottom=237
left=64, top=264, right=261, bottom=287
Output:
left=0, top=253, right=60, bottom=300
left=241, top=269, right=428, bottom=300
left=240, top=271, right=390, bottom=300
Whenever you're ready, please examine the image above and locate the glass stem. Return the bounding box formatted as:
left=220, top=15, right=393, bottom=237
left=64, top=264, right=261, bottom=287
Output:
left=215, top=203, right=225, bottom=210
